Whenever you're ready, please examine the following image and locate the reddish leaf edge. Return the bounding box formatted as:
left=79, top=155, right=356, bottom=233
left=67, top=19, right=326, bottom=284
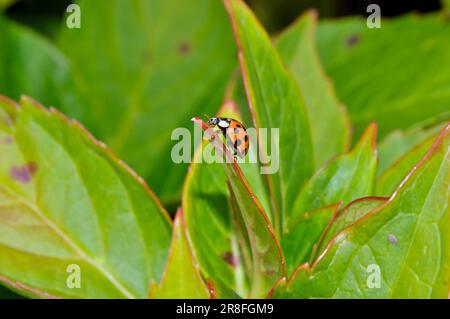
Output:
left=0, top=94, right=172, bottom=225
left=191, top=117, right=286, bottom=278
left=223, top=0, right=286, bottom=232
left=286, top=122, right=378, bottom=231
left=148, top=208, right=212, bottom=299
left=0, top=274, right=60, bottom=299
left=309, top=196, right=388, bottom=264
left=377, top=130, right=440, bottom=185
left=267, top=123, right=450, bottom=296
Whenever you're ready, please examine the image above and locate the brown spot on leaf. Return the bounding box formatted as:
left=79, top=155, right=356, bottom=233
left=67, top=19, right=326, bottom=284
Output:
left=222, top=252, right=237, bottom=267
left=346, top=33, right=360, bottom=47
left=178, top=41, right=191, bottom=55
left=2, top=115, right=14, bottom=127
left=141, top=49, right=152, bottom=65
left=9, top=162, right=38, bottom=184
left=1, top=135, right=13, bottom=144
left=388, top=234, right=398, bottom=245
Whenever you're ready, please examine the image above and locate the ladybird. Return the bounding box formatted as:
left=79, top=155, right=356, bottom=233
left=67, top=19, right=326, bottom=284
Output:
left=207, top=117, right=249, bottom=158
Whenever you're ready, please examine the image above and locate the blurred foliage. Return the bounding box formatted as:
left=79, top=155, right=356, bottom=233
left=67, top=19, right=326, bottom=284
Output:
left=0, top=0, right=15, bottom=10
left=316, top=13, right=450, bottom=140
left=0, top=0, right=449, bottom=299
left=5, top=0, right=444, bottom=35
left=246, top=0, right=442, bottom=32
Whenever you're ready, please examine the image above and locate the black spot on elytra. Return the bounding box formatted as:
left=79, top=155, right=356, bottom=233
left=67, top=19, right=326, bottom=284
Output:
left=235, top=139, right=242, bottom=147
left=222, top=252, right=237, bottom=267
left=244, top=135, right=248, bottom=142
left=178, top=41, right=191, bottom=55
left=9, top=162, right=38, bottom=184
left=346, top=33, right=360, bottom=47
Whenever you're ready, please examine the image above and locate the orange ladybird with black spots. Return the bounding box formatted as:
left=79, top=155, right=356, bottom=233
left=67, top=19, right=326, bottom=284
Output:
left=207, top=117, right=249, bottom=158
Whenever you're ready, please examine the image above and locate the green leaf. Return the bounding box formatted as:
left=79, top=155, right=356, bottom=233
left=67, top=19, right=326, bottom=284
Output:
left=282, top=204, right=338, bottom=276
left=443, top=0, right=450, bottom=10
left=150, top=210, right=210, bottom=299
left=378, top=122, right=444, bottom=175
left=184, top=101, right=273, bottom=297
left=0, top=284, right=24, bottom=299
left=192, top=117, right=285, bottom=298
left=57, top=0, right=236, bottom=204
left=314, top=197, right=387, bottom=260
left=316, top=14, right=450, bottom=140
left=224, top=0, right=314, bottom=233
left=0, top=96, right=172, bottom=298
left=277, top=10, right=351, bottom=167
left=377, top=135, right=436, bottom=197
left=207, top=278, right=242, bottom=299
left=276, top=124, right=450, bottom=298
left=0, top=0, right=15, bottom=10
left=289, top=124, right=378, bottom=227
left=0, top=15, right=87, bottom=124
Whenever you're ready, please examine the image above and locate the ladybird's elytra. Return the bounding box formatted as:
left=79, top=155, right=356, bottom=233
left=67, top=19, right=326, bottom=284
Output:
left=207, top=117, right=249, bottom=158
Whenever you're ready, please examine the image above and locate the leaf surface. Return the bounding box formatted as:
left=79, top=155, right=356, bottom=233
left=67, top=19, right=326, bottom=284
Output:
left=314, top=197, right=387, bottom=260
left=224, top=0, right=314, bottom=233
left=378, top=122, right=445, bottom=175
left=289, top=124, right=378, bottom=227
left=277, top=11, right=350, bottom=167
left=377, top=135, right=436, bottom=197
left=276, top=125, right=450, bottom=298
left=192, top=117, right=285, bottom=298
left=150, top=210, right=209, bottom=299
left=184, top=101, right=273, bottom=297
left=316, top=14, right=450, bottom=140
left=58, top=0, right=236, bottom=203
left=281, top=204, right=338, bottom=276
left=0, top=96, right=172, bottom=298
left=0, top=15, right=86, bottom=124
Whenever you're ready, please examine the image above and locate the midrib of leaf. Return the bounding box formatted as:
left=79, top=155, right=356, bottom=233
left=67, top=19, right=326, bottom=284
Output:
left=109, top=1, right=226, bottom=154
left=230, top=232, right=246, bottom=295
left=0, top=185, right=136, bottom=298
left=2, top=101, right=157, bottom=298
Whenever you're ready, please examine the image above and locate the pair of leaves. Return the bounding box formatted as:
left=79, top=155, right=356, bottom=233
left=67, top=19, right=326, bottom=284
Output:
left=224, top=0, right=314, bottom=234
left=289, top=124, right=377, bottom=227
left=0, top=96, right=172, bottom=298
left=189, top=112, right=285, bottom=298
left=183, top=0, right=347, bottom=297
left=282, top=124, right=378, bottom=275
left=274, top=125, right=450, bottom=298
left=184, top=101, right=277, bottom=298
left=150, top=210, right=210, bottom=299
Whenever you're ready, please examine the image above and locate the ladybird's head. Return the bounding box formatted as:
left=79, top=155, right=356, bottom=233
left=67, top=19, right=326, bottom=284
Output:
left=207, top=117, right=219, bottom=127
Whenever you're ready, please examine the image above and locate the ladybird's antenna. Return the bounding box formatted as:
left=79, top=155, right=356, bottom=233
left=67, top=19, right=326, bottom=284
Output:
left=204, top=114, right=210, bottom=121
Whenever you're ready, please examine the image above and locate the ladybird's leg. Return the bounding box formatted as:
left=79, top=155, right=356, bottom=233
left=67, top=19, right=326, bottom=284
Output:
left=209, top=128, right=221, bottom=142
left=233, top=147, right=239, bottom=161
